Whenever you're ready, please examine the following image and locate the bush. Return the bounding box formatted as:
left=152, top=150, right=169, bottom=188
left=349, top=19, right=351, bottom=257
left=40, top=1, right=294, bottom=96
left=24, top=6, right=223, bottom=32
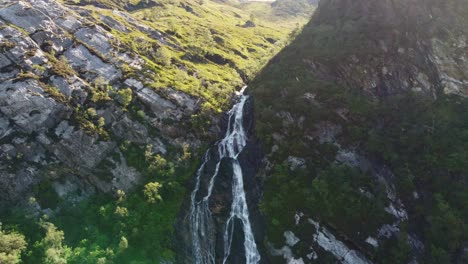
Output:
left=0, top=226, right=27, bottom=264
left=143, top=182, right=163, bottom=204
left=115, top=88, right=133, bottom=108
left=154, top=46, right=172, bottom=66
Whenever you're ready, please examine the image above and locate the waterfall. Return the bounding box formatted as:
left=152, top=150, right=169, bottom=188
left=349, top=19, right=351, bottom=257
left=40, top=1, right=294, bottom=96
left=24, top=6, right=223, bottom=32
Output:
left=189, top=88, right=261, bottom=264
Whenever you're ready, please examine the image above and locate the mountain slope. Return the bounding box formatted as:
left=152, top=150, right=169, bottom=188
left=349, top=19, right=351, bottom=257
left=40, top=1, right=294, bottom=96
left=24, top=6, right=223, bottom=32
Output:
left=0, top=0, right=305, bottom=262
left=250, top=0, right=468, bottom=263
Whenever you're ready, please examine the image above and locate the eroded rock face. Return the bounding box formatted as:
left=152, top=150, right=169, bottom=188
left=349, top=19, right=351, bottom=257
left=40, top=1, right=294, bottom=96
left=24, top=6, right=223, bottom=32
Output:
left=0, top=79, right=68, bottom=133
left=0, top=0, right=217, bottom=210
left=308, top=0, right=468, bottom=98
left=64, top=45, right=122, bottom=82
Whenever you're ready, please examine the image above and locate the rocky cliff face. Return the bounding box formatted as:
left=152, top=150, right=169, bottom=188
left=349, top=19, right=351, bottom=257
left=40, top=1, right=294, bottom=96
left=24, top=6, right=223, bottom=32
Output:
left=251, top=0, right=468, bottom=263
left=308, top=0, right=468, bottom=97
left=0, top=0, right=211, bottom=211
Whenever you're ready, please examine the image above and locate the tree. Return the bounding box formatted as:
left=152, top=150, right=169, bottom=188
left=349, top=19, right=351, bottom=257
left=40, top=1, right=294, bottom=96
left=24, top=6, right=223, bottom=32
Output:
left=145, top=145, right=175, bottom=177
left=427, top=194, right=465, bottom=253
left=143, top=182, right=163, bottom=204
left=39, top=222, right=70, bottom=264
left=0, top=225, right=27, bottom=264
left=118, top=236, right=128, bottom=252
left=114, top=206, right=129, bottom=218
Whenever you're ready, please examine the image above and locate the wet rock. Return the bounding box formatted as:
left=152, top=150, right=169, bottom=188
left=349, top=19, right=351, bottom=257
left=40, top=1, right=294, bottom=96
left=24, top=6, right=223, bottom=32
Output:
left=365, top=236, right=379, bottom=248
left=308, top=219, right=373, bottom=264
left=284, top=231, right=300, bottom=247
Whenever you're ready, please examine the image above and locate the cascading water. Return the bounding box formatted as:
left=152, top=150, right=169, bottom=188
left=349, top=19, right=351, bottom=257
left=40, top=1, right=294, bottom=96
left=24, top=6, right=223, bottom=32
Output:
left=189, top=87, right=261, bottom=264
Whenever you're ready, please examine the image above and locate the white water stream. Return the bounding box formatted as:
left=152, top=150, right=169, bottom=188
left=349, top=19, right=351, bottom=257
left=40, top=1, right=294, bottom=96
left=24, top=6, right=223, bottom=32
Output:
left=189, top=88, right=261, bottom=264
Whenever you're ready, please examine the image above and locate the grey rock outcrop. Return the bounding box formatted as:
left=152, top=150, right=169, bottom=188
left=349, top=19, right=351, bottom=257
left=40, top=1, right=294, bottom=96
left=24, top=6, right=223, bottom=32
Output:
left=0, top=0, right=218, bottom=210
left=0, top=79, right=69, bottom=133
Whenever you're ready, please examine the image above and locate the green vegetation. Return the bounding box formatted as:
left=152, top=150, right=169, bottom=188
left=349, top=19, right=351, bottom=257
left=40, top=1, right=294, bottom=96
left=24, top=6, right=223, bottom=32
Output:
left=261, top=163, right=392, bottom=245
left=253, top=51, right=468, bottom=260
left=0, top=225, right=27, bottom=264
left=271, top=0, right=316, bottom=18
left=46, top=54, right=76, bottom=79
left=0, top=40, right=16, bottom=51
left=1, top=1, right=315, bottom=263
left=3, top=143, right=202, bottom=263
left=114, top=88, right=133, bottom=108
left=251, top=0, right=468, bottom=261
left=93, top=0, right=304, bottom=111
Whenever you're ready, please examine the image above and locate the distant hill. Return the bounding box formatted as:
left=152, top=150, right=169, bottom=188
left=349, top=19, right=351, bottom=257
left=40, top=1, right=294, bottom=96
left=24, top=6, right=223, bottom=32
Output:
left=271, top=0, right=318, bottom=17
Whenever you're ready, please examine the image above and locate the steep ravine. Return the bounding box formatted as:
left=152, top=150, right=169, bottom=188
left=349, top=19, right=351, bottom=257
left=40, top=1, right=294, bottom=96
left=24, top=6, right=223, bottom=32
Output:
left=176, top=90, right=268, bottom=264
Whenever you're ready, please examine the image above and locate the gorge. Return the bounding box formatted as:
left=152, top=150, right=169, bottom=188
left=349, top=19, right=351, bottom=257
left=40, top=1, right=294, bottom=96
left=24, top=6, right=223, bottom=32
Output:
left=0, top=0, right=467, bottom=263
left=188, top=88, right=260, bottom=264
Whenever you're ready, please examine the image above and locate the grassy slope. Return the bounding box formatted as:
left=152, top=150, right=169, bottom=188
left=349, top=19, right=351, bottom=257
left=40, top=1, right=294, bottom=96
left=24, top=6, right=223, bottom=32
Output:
left=73, top=0, right=303, bottom=112
left=2, top=1, right=313, bottom=263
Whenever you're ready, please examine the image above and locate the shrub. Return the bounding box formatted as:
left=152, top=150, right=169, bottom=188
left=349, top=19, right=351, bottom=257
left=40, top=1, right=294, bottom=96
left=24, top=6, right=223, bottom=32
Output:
left=154, top=46, right=172, bottom=66
left=0, top=226, right=27, bottom=264
left=115, top=88, right=133, bottom=108
left=143, top=182, right=163, bottom=204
